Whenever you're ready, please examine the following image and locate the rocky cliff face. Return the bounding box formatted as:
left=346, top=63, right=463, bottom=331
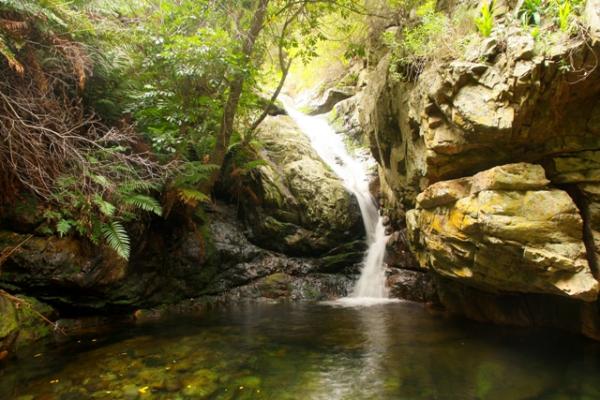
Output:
left=353, top=7, right=600, bottom=338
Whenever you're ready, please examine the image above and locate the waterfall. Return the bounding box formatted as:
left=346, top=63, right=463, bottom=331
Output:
left=282, top=100, right=393, bottom=303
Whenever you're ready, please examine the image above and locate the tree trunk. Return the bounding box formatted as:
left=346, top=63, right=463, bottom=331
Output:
left=207, top=0, right=270, bottom=189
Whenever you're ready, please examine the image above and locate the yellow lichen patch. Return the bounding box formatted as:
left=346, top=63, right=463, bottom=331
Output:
left=408, top=162, right=599, bottom=301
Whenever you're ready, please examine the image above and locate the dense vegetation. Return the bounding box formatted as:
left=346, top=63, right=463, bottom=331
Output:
left=0, top=0, right=364, bottom=259
left=0, top=0, right=592, bottom=259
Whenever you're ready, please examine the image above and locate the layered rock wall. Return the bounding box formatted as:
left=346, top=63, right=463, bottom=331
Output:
left=356, top=7, right=600, bottom=337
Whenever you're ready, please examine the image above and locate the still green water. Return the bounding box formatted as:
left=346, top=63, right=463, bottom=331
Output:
left=2, top=301, right=600, bottom=400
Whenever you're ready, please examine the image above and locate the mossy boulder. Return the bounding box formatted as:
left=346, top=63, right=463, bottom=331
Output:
left=227, top=115, right=364, bottom=256
left=0, top=294, right=55, bottom=360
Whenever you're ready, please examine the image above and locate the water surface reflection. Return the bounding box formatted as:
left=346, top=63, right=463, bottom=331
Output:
left=1, top=302, right=600, bottom=399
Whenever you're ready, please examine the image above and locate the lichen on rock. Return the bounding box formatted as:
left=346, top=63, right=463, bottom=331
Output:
left=407, top=163, right=599, bottom=301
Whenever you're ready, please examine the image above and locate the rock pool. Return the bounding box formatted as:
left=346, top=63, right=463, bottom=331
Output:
left=2, top=301, right=600, bottom=399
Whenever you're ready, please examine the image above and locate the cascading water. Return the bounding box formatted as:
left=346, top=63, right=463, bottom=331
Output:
left=282, top=99, right=394, bottom=303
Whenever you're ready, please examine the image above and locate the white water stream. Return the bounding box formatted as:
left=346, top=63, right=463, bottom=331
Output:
left=283, top=100, right=395, bottom=305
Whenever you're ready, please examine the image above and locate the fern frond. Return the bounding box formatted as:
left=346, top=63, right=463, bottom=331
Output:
left=0, top=33, right=24, bottom=75
left=90, top=174, right=111, bottom=188
left=177, top=188, right=209, bottom=207
left=93, top=194, right=116, bottom=216
left=0, top=0, right=67, bottom=27
left=119, top=179, right=160, bottom=194
left=123, top=194, right=162, bottom=216
left=56, top=219, right=73, bottom=236
left=101, top=221, right=130, bottom=260
left=242, top=159, right=267, bottom=171
left=174, top=162, right=220, bottom=186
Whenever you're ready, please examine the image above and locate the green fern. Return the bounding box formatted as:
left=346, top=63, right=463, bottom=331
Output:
left=56, top=219, right=73, bottom=237
left=101, top=221, right=130, bottom=259
left=475, top=1, right=495, bottom=37
left=90, top=174, right=111, bottom=188
left=119, top=179, right=160, bottom=193
left=242, top=159, right=267, bottom=171
left=177, top=188, right=210, bottom=206
left=93, top=194, right=116, bottom=216
left=0, top=34, right=23, bottom=74
left=122, top=194, right=162, bottom=216
left=0, top=0, right=67, bottom=27
left=174, top=162, right=220, bottom=187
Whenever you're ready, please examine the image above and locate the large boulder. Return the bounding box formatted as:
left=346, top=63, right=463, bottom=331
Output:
left=406, top=163, right=599, bottom=301
left=226, top=115, right=364, bottom=256
left=352, top=19, right=600, bottom=337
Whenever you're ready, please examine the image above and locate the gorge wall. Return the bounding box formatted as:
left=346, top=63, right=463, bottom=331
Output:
left=351, top=1, right=600, bottom=338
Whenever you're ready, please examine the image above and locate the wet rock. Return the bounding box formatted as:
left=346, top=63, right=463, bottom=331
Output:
left=318, top=240, right=366, bottom=273
left=387, top=269, right=436, bottom=303
left=0, top=193, right=45, bottom=233
left=384, top=229, right=420, bottom=271
left=0, top=230, right=133, bottom=309
left=306, top=87, right=355, bottom=115
left=224, top=273, right=355, bottom=301
left=0, top=202, right=341, bottom=311
left=328, top=96, right=365, bottom=148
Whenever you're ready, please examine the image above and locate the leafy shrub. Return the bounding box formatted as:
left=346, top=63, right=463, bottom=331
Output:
left=384, top=1, right=477, bottom=81
left=42, top=152, right=165, bottom=260
left=475, top=1, right=495, bottom=37
left=518, top=0, right=585, bottom=33
left=384, top=0, right=450, bottom=80
left=0, top=1, right=170, bottom=260
left=519, top=0, right=545, bottom=26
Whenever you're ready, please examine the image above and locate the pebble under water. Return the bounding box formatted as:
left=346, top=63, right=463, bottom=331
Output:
left=3, top=301, right=600, bottom=400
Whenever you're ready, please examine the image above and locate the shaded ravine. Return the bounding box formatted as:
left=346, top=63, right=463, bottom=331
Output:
left=282, top=99, right=392, bottom=303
